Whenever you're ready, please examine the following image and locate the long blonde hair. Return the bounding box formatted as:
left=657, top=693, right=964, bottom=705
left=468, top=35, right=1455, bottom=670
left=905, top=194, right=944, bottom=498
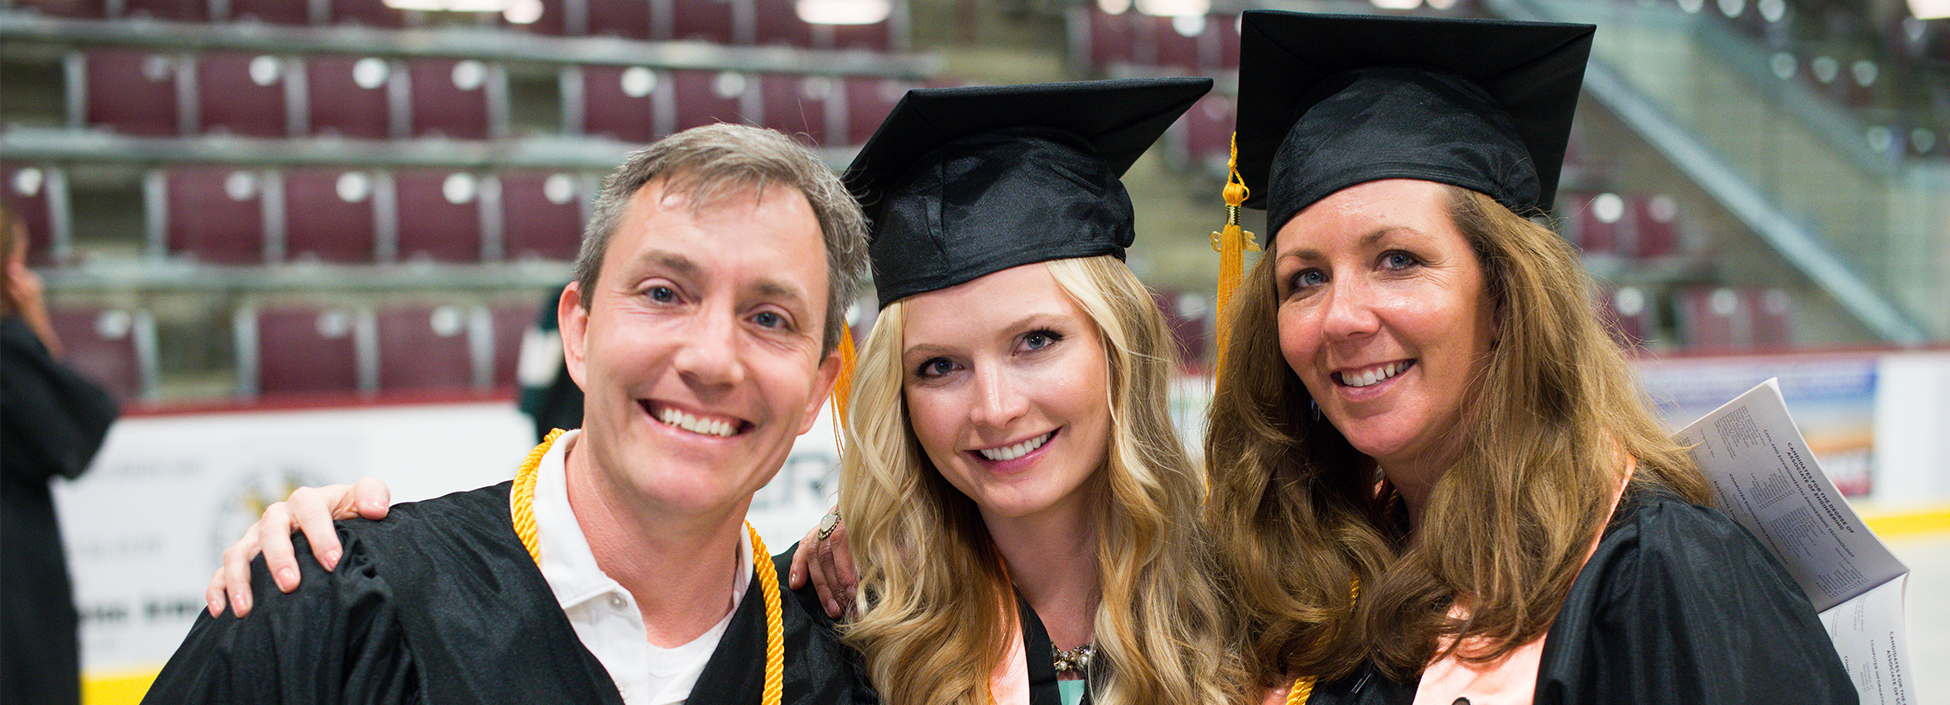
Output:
left=1205, top=186, right=1712, bottom=684
left=840, top=255, right=1249, bottom=705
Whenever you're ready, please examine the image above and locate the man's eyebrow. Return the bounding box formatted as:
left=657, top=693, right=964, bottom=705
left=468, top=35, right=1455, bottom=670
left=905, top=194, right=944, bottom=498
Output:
left=635, top=250, right=701, bottom=278
left=750, top=278, right=809, bottom=306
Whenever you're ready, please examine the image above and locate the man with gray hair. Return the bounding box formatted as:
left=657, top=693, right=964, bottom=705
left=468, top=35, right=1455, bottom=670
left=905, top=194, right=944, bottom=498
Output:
left=144, top=124, right=875, bottom=705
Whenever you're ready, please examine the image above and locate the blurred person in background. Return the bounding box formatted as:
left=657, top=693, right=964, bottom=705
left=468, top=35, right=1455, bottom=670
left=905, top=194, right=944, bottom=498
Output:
left=1, top=204, right=119, bottom=705
left=516, top=283, right=585, bottom=444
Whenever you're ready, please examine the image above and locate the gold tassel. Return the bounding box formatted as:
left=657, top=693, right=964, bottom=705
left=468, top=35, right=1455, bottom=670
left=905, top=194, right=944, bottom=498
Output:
left=1210, top=133, right=1259, bottom=376
left=829, top=324, right=858, bottom=450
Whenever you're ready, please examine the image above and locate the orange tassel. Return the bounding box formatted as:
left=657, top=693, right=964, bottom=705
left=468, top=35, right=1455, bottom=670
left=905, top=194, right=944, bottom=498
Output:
left=1211, top=133, right=1259, bottom=376
left=830, top=324, right=858, bottom=450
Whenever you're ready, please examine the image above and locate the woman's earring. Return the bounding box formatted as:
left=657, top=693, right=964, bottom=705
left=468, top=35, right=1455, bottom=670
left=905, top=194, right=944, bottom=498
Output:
left=1310, top=399, right=1321, bottom=422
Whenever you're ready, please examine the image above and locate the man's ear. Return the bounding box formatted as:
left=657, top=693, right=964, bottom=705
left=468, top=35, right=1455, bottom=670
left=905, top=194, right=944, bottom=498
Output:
left=559, top=282, right=590, bottom=390
left=798, top=350, right=843, bottom=436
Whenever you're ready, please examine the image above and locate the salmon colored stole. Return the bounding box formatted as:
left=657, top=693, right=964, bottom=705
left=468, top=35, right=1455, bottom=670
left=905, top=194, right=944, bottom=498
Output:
left=1411, top=459, right=1634, bottom=705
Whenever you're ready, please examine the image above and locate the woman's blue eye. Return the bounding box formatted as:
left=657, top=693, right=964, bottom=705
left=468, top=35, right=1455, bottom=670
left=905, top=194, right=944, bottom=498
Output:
left=1381, top=252, right=1416, bottom=269
left=1023, top=330, right=1060, bottom=351
left=917, top=358, right=957, bottom=377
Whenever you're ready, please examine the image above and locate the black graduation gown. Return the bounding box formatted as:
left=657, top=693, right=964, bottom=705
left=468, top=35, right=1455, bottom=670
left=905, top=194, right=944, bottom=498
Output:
left=1534, top=488, right=1857, bottom=704
left=1, top=316, right=119, bottom=705
left=1307, top=488, right=1856, bottom=705
left=142, top=482, right=877, bottom=705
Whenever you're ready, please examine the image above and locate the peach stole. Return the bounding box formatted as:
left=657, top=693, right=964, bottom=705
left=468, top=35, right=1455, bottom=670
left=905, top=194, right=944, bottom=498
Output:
left=1410, top=460, right=1634, bottom=705
left=989, top=623, right=1033, bottom=705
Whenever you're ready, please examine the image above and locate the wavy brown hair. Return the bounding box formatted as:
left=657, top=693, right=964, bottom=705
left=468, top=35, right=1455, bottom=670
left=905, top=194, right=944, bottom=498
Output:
left=840, top=256, right=1250, bottom=705
left=1205, top=186, right=1712, bottom=685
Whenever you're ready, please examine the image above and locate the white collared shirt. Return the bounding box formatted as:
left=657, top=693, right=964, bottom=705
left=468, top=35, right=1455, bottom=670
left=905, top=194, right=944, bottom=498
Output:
left=526, top=430, right=754, bottom=705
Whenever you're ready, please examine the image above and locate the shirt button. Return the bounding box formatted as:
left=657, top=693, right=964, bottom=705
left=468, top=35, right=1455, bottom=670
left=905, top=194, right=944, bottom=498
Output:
left=1453, top=698, right=1471, bottom=705
left=608, top=593, right=627, bottom=610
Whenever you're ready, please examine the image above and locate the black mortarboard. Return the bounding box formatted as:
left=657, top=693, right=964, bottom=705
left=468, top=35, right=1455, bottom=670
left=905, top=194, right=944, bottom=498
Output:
left=844, top=78, right=1212, bottom=306
left=1234, top=11, right=1594, bottom=239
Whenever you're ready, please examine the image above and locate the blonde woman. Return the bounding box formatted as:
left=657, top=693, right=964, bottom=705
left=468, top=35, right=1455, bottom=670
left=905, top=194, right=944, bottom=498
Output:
left=209, top=80, right=1247, bottom=705
left=816, top=79, right=1248, bottom=705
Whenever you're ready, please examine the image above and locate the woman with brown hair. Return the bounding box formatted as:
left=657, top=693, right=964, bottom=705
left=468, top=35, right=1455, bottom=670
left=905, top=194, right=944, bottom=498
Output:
left=1212, top=10, right=1855, bottom=705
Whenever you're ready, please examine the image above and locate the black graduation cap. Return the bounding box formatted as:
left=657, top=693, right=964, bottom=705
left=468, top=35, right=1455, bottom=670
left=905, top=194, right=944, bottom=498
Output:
left=844, top=77, right=1212, bottom=306
left=1233, top=11, right=1595, bottom=239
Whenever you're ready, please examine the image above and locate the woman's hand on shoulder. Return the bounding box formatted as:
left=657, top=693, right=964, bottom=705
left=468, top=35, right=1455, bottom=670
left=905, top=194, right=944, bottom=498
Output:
left=786, top=509, right=858, bottom=619
left=204, top=478, right=392, bottom=618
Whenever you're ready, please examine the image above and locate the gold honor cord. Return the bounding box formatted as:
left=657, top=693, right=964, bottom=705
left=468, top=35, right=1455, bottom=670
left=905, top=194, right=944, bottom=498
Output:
left=511, top=430, right=786, bottom=705
left=1210, top=132, right=1261, bottom=377
left=1285, top=676, right=1315, bottom=705
left=1283, top=581, right=1360, bottom=705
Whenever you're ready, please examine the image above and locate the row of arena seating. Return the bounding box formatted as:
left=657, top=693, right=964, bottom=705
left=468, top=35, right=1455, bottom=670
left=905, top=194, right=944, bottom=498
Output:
left=1067, top=7, right=1240, bottom=76
left=50, top=301, right=542, bottom=401
left=69, top=48, right=920, bottom=145
left=1603, top=285, right=1797, bottom=351
left=6, top=162, right=590, bottom=265
left=1559, top=191, right=1696, bottom=261
left=5, top=0, right=908, bottom=52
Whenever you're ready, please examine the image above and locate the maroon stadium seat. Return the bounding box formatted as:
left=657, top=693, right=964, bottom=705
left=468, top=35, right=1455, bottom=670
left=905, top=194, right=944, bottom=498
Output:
left=82, top=48, right=182, bottom=137
left=751, top=0, right=812, bottom=47
left=590, top=0, right=653, bottom=38
left=841, top=76, right=910, bottom=145
left=1151, top=16, right=1201, bottom=71
left=47, top=307, right=155, bottom=401
left=11, top=0, right=107, bottom=18
left=1075, top=8, right=1138, bottom=73
left=1674, top=286, right=1743, bottom=351
left=376, top=304, right=484, bottom=391
left=576, top=65, right=663, bottom=143
left=1172, top=93, right=1232, bottom=173
left=1597, top=287, right=1656, bottom=349
left=393, top=169, right=486, bottom=263
left=240, top=304, right=371, bottom=397
left=1562, top=191, right=1622, bottom=256
left=281, top=168, right=380, bottom=263
left=407, top=58, right=494, bottom=140
left=1750, top=287, right=1795, bottom=348
left=1212, top=13, right=1239, bottom=71
left=670, top=69, right=754, bottom=132
left=160, top=166, right=269, bottom=265
left=759, top=73, right=840, bottom=146
left=496, top=171, right=586, bottom=261
left=123, top=0, right=206, bottom=21
left=1631, top=194, right=1682, bottom=259
left=305, top=55, right=395, bottom=139
left=663, top=0, right=740, bottom=43
left=195, top=52, right=292, bottom=138
left=330, top=0, right=405, bottom=27
left=229, top=0, right=313, bottom=24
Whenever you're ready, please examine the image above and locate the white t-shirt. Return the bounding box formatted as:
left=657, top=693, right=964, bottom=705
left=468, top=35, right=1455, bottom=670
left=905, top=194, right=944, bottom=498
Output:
left=526, top=430, right=754, bottom=705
